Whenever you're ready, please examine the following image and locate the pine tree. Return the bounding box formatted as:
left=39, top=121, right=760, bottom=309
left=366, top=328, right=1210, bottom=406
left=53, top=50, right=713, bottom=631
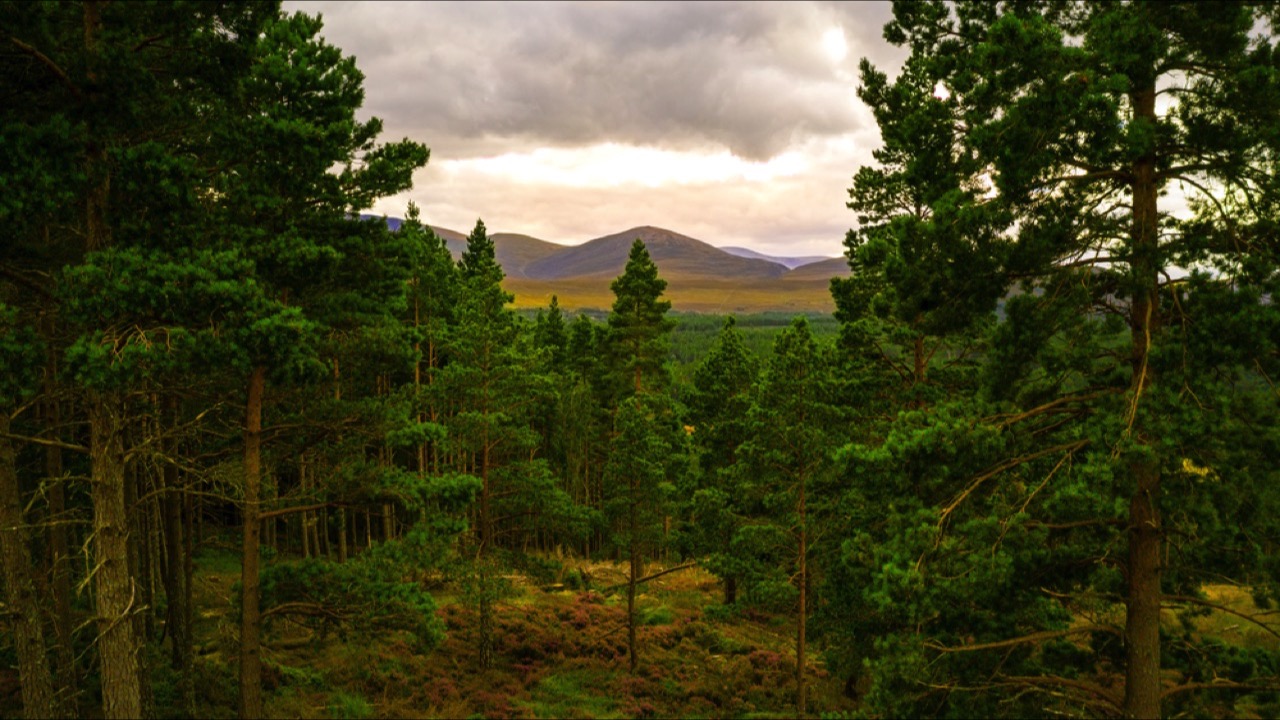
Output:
left=834, top=3, right=1280, bottom=717
left=737, top=317, right=838, bottom=718
left=445, top=219, right=573, bottom=667
left=604, top=394, right=680, bottom=674
left=205, top=11, right=428, bottom=715
left=686, top=316, right=759, bottom=604
left=0, top=306, right=57, bottom=719
left=3, top=4, right=276, bottom=716
left=606, top=240, right=675, bottom=398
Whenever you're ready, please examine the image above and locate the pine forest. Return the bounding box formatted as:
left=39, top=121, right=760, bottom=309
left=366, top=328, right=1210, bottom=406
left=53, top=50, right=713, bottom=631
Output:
left=1, top=2, right=1279, bottom=718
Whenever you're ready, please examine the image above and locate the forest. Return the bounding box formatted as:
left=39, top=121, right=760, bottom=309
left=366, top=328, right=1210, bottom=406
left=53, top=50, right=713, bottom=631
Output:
left=1, top=2, right=1279, bottom=719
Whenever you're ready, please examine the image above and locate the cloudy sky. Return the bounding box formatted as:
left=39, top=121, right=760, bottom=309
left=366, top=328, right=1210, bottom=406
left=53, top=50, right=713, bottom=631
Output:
left=284, top=1, right=907, bottom=256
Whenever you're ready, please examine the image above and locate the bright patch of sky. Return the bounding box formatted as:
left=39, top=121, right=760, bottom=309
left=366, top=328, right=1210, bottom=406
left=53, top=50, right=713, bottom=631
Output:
left=445, top=144, right=809, bottom=188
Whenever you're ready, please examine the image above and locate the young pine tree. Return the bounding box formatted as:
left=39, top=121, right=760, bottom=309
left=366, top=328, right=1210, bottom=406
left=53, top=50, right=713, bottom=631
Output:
left=737, top=317, right=839, bottom=718
left=606, top=240, right=675, bottom=399
left=686, top=316, right=759, bottom=605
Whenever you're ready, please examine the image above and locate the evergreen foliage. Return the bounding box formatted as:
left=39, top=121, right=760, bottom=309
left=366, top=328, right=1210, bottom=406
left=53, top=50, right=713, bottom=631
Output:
left=607, top=240, right=676, bottom=398
left=825, top=3, right=1280, bottom=718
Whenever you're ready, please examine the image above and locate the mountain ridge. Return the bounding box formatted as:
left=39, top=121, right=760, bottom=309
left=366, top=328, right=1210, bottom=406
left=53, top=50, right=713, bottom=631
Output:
left=360, top=215, right=849, bottom=311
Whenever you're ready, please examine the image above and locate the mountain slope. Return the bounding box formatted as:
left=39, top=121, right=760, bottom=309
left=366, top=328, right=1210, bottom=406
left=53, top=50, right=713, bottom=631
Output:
left=782, top=257, right=850, bottom=282
left=523, top=226, right=789, bottom=281
left=719, top=246, right=833, bottom=269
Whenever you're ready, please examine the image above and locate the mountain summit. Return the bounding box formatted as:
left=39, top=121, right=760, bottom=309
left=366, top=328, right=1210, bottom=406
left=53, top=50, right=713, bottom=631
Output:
left=522, top=226, right=789, bottom=281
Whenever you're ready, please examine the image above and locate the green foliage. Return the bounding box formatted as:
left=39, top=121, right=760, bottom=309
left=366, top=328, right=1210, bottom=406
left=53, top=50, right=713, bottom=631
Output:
left=0, top=303, right=41, bottom=406
left=825, top=3, right=1280, bottom=716
left=607, top=240, right=676, bottom=398
left=257, top=538, right=446, bottom=653
left=326, top=691, right=373, bottom=720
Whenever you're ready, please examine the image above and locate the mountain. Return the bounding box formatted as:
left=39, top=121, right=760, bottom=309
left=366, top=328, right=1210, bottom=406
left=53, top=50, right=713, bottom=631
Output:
left=719, top=246, right=834, bottom=269
left=780, top=257, right=850, bottom=282
left=522, top=226, right=789, bottom=281
left=363, top=216, right=841, bottom=311
left=488, top=233, right=566, bottom=278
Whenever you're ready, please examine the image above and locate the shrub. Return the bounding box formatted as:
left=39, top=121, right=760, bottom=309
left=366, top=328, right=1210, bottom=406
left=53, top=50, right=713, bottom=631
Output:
left=327, top=691, right=373, bottom=719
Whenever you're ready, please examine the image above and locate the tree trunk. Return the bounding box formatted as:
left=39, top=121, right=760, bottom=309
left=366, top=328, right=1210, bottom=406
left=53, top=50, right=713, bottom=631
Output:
left=338, top=508, right=348, bottom=563
left=797, top=480, right=807, bottom=718
left=42, top=378, right=77, bottom=712
left=160, top=399, right=190, bottom=680
left=723, top=575, right=737, bottom=605
left=0, top=417, right=59, bottom=719
left=89, top=392, right=145, bottom=719
left=1122, top=81, right=1163, bottom=720
left=628, top=540, right=639, bottom=674
left=628, top=470, right=640, bottom=675
left=123, top=451, right=155, bottom=719
left=238, top=366, right=266, bottom=719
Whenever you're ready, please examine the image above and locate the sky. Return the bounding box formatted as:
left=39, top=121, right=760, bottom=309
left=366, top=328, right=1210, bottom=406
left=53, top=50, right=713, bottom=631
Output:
left=283, top=1, right=907, bottom=256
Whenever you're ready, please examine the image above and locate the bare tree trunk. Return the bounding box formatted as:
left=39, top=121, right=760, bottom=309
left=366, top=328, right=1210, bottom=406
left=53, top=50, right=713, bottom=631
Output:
left=160, top=398, right=190, bottom=700
left=238, top=366, right=265, bottom=720
left=797, top=479, right=807, bottom=718
left=124, top=448, right=155, bottom=719
left=338, top=508, right=347, bottom=563
left=628, top=540, right=639, bottom=674
left=0, top=417, right=58, bottom=719
left=89, top=391, right=145, bottom=719
left=42, top=378, right=77, bottom=711
left=300, top=459, right=311, bottom=559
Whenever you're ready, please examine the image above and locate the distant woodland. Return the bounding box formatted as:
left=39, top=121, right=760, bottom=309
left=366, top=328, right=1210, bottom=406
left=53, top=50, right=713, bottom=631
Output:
left=2, top=2, right=1279, bottom=719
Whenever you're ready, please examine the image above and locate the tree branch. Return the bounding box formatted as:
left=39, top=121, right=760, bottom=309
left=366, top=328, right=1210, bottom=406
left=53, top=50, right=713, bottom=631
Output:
left=925, top=625, right=1120, bottom=654
left=5, top=35, right=80, bottom=97
left=0, top=430, right=88, bottom=454
left=603, top=562, right=698, bottom=592
left=258, top=502, right=347, bottom=521
left=998, top=673, right=1123, bottom=711
left=938, top=440, right=1089, bottom=525
left=1161, top=678, right=1280, bottom=700
left=1164, top=593, right=1280, bottom=644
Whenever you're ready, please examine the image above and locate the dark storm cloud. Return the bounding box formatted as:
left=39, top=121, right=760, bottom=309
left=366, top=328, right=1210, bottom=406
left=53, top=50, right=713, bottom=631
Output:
left=285, top=1, right=900, bottom=161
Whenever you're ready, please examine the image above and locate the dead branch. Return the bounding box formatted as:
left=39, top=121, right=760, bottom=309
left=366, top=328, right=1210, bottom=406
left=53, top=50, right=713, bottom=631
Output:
left=1164, top=593, right=1280, bottom=644
left=925, top=625, right=1120, bottom=654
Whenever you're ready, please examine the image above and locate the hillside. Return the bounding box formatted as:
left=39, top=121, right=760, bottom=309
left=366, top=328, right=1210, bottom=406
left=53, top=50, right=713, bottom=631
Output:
left=371, top=218, right=845, bottom=312
left=719, top=246, right=833, bottom=269
left=779, top=257, right=850, bottom=282
left=489, top=233, right=566, bottom=278
left=522, top=226, right=790, bottom=281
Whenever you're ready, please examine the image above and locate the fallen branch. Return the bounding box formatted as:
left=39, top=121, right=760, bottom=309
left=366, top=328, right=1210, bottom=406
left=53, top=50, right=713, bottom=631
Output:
left=602, top=562, right=697, bottom=592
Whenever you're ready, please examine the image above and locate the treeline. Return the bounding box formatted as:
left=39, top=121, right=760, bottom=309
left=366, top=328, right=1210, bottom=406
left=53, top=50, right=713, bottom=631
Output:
left=3, top=2, right=1280, bottom=720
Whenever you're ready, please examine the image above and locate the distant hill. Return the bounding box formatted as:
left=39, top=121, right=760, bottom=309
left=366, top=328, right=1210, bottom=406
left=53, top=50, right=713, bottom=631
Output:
left=719, top=246, right=833, bottom=270
left=522, top=226, right=789, bottom=281
left=363, top=216, right=841, bottom=312
left=488, top=233, right=565, bottom=278
left=780, top=257, right=850, bottom=282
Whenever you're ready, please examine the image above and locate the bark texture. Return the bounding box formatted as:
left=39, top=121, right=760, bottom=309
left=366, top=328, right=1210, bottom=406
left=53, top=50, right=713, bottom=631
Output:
left=1122, top=81, right=1163, bottom=720
left=89, top=392, right=145, bottom=719
left=238, top=366, right=265, bottom=719
left=0, top=417, right=58, bottom=719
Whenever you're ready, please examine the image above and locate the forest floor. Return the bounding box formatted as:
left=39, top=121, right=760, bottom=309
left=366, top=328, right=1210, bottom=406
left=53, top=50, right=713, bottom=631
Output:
left=4, top=546, right=1275, bottom=718
left=183, top=548, right=857, bottom=719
